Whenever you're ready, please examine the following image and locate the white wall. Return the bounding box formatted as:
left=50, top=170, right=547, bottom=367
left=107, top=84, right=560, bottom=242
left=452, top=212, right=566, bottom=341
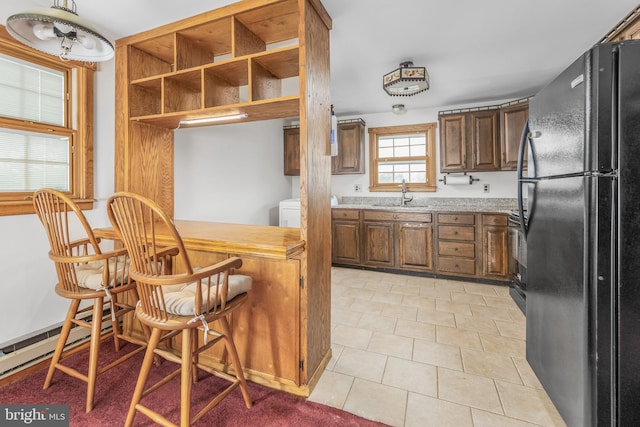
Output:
left=318, top=102, right=519, bottom=201
left=0, top=62, right=116, bottom=346
left=174, top=119, right=293, bottom=226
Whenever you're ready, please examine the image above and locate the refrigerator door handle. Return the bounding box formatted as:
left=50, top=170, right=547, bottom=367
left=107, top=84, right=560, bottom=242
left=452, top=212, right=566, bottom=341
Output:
left=517, top=120, right=532, bottom=238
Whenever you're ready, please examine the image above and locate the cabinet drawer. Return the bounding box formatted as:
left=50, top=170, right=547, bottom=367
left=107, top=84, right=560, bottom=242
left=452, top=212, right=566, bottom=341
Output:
left=438, top=225, right=475, bottom=241
left=482, top=214, right=507, bottom=226
left=437, top=257, right=476, bottom=275
left=438, top=213, right=475, bottom=225
left=332, top=209, right=360, bottom=220
left=438, top=241, right=475, bottom=258
left=364, top=210, right=432, bottom=223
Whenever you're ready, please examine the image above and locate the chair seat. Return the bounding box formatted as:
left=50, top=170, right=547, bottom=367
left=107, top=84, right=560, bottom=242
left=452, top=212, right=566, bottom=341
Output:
left=163, top=275, right=252, bottom=316
left=75, top=256, right=129, bottom=290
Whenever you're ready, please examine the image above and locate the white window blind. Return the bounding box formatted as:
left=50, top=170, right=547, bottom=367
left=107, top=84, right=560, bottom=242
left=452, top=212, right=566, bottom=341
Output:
left=0, top=53, right=65, bottom=126
left=0, top=52, right=69, bottom=193
left=0, top=129, right=70, bottom=192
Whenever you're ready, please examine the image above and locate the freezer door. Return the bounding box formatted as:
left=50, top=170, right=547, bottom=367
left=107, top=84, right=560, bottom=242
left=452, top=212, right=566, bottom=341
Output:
left=528, top=51, right=588, bottom=178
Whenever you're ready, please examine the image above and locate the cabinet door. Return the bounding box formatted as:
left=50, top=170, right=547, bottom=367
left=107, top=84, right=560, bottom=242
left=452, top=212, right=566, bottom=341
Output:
left=470, top=109, right=500, bottom=170
left=482, top=215, right=509, bottom=279
left=333, top=121, right=365, bottom=174
left=284, top=127, right=300, bottom=176
left=500, top=103, right=528, bottom=170
left=332, top=220, right=361, bottom=265
left=439, top=114, right=467, bottom=172
left=397, top=222, right=433, bottom=271
left=363, top=221, right=394, bottom=267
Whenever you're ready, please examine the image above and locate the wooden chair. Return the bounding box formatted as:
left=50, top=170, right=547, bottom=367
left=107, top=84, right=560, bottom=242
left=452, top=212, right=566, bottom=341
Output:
left=106, top=192, right=253, bottom=427
left=32, top=189, right=147, bottom=413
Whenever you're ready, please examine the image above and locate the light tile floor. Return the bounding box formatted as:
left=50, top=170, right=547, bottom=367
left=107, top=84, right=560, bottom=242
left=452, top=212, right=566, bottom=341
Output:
left=308, top=267, right=567, bottom=427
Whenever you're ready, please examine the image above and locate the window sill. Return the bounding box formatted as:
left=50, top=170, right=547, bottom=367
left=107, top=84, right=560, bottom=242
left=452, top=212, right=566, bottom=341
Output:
left=0, top=199, right=95, bottom=216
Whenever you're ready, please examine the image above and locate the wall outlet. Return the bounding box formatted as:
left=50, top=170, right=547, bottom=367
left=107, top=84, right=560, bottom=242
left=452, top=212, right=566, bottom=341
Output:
left=354, top=184, right=362, bottom=192
left=483, top=184, right=490, bottom=193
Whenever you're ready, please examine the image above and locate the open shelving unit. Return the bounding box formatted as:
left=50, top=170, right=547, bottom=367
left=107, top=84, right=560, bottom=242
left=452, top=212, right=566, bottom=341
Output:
left=114, top=0, right=333, bottom=397
left=125, top=1, right=302, bottom=128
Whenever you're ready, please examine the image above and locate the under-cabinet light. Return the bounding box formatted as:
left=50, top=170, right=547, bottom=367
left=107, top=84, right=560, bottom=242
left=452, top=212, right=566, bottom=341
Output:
left=179, top=113, right=248, bottom=126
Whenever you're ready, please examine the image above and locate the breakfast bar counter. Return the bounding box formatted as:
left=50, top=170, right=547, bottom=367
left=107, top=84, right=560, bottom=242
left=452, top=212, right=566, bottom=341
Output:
left=95, top=221, right=323, bottom=396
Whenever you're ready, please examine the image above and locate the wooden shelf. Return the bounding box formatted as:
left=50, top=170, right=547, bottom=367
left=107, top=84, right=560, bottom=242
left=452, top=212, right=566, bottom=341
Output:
left=131, top=96, right=300, bottom=129
left=126, top=2, right=300, bottom=124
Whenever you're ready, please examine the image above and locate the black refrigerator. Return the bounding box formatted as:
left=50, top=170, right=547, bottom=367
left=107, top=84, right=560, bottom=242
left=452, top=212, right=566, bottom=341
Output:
left=520, top=40, right=640, bottom=427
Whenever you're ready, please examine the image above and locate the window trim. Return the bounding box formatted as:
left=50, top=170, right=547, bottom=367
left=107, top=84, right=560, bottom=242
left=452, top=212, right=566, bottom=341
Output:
left=0, top=25, right=95, bottom=216
left=368, top=122, right=437, bottom=192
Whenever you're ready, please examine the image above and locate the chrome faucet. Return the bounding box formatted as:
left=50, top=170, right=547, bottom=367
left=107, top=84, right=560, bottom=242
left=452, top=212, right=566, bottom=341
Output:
left=400, top=179, right=413, bottom=206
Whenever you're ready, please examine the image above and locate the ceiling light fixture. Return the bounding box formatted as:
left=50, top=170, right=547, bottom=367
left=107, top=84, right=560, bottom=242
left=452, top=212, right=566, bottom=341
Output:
left=179, top=113, right=249, bottom=126
left=383, top=61, right=429, bottom=96
left=392, top=104, right=407, bottom=115
left=5, top=0, right=114, bottom=62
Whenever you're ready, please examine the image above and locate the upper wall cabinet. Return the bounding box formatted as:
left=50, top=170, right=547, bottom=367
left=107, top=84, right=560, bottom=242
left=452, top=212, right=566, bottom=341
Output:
left=604, top=7, right=640, bottom=41
left=500, top=101, right=528, bottom=170
left=283, top=125, right=300, bottom=176
left=284, top=118, right=365, bottom=176
left=439, top=108, right=500, bottom=173
left=126, top=0, right=302, bottom=128
left=439, top=99, right=529, bottom=173
left=332, top=119, right=366, bottom=175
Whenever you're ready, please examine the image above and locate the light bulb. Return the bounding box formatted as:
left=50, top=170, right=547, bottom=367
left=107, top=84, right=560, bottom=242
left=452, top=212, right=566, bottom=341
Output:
left=77, top=32, right=95, bottom=49
left=32, top=23, right=56, bottom=40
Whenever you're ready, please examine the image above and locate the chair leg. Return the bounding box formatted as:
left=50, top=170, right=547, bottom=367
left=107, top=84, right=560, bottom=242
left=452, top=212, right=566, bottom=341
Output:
left=110, top=292, right=122, bottom=352
left=85, top=297, right=104, bottom=413
left=219, top=317, right=252, bottom=408
left=125, top=327, right=162, bottom=427
left=180, top=329, right=194, bottom=427
left=192, top=329, right=199, bottom=384
left=44, top=298, right=81, bottom=390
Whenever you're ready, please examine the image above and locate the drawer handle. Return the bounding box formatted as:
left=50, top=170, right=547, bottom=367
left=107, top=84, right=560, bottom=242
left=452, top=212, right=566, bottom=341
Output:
left=454, top=248, right=458, bottom=251
left=454, top=231, right=458, bottom=235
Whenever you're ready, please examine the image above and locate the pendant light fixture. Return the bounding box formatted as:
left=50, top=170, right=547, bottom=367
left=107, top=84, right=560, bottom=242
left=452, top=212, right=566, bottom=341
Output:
left=6, top=0, right=114, bottom=62
left=383, top=61, right=429, bottom=96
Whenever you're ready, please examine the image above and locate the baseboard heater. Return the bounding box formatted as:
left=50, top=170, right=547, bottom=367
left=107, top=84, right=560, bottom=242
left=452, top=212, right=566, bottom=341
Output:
left=0, top=311, right=113, bottom=379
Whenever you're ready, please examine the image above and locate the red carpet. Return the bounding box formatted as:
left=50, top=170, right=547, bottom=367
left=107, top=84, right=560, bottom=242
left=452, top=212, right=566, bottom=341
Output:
left=0, top=340, right=388, bottom=426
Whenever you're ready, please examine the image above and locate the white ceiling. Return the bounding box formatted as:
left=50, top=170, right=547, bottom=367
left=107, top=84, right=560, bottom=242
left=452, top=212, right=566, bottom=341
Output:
left=2, top=0, right=638, bottom=116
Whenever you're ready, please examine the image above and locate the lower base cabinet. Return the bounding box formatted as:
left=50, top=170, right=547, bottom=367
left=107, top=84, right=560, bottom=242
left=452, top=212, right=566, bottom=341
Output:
left=331, top=209, right=361, bottom=265
left=332, top=208, right=507, bottom=282
left=481, top=214, right=509, bottom=279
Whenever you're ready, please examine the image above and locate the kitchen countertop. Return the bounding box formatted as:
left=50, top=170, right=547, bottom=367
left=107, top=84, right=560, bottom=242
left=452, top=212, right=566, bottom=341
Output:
left=332, top=197, right=517, bottom=214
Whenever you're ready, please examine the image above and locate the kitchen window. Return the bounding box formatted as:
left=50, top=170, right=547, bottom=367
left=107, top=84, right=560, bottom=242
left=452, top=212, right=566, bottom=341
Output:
left=0, top=29, right=95, bottom=216
left=368, top=123, right=437, bottom=192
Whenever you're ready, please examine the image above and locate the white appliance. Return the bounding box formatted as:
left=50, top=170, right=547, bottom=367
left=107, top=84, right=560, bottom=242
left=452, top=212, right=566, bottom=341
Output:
left=279, top=198, right=300, bottom=227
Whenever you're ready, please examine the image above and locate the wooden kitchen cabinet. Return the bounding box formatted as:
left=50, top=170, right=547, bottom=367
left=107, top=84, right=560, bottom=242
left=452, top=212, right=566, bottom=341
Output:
left=436, top=213, right=477, bottom=277
left=397, top=221, right=433, bottom=272
left=331, top=208, right=507, bottom=283
left=331, top=209, right=361, bottom=265
left=337, top=209, right=433, bottom=271
left=283, top=126, right=300, bottom=176
left=481, top=214, right=509, bottom=279
left=439, top=114, right=467, bottom=172
left=363, top=215, right=395, bottom=268
left=605, top=8, right=640, bottom=41
left=332, top=119, right=365, bottom=175
left=439, top=109, right=500, bottom=172
left=500, top=102, right=528, bottom=170
left=286, top=118, right=365, bottom=176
